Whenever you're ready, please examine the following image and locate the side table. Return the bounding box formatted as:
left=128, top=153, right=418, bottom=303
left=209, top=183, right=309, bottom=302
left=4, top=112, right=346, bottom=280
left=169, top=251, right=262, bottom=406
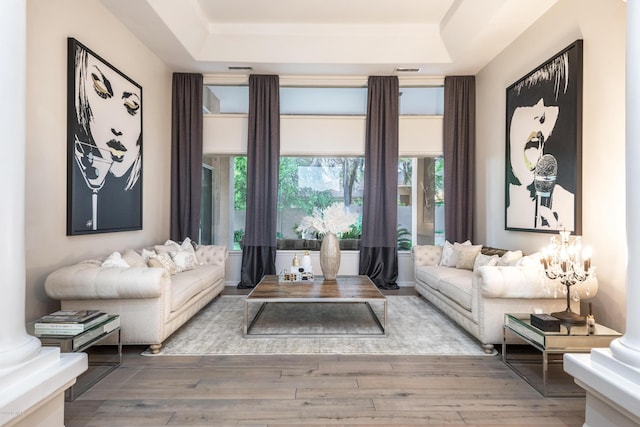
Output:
left=28, top=314, right=121, bottom=401
left=503, top=313, right=621, bottom=397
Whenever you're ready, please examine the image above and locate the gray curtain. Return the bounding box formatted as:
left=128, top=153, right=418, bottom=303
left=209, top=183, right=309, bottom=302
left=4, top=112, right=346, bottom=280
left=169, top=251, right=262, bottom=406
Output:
left=170, top=73, right=203, bottom=242
left=443, top=76, right=476, bottom=243
left=358, top=76, right=400, bottom=290
left=238, top=75, right=280, bottom=288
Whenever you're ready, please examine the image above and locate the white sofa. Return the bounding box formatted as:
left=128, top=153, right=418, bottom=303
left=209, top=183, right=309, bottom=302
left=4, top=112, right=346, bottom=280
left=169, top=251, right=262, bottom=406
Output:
left=44, top=240, right=227, bottom=354
left=412, top=243, right=598, bottom=353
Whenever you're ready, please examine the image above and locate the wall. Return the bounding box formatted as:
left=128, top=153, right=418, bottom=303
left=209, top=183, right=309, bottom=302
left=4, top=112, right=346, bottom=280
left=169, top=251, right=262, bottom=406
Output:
left=476, top=0, right=626, bottom=332
left=25, top=0, right=172, bottom=321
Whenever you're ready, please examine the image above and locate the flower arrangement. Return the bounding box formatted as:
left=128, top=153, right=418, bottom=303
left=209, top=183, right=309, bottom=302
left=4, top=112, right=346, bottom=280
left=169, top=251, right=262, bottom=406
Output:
left=296, top=202, right=359, bottom=237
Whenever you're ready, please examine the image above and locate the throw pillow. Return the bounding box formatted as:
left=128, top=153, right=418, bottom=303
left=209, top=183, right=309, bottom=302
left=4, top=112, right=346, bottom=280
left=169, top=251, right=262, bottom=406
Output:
left=455, top=244, right=483, bottom=270
left=180, top=237, right=199, bottom=264
left=440, top=240, right=471, bottom=267
left=473, top=253, right=499, bottom=271
left=497, top=250, right=523, bottom=266
left=439, top=241, right=454, bottom=266
left=122, top=249, right=147, bottom=268
left=154, top=244, right=178, bottom=257
left=101, top=251, right=130, bottom=268
left=148, top=252, right=178, bottom=275
left=141, top=248, right=157, bottom=264
left=172, top=248, right=198, bottom=273
left=516, top=252, right=543, bottom=268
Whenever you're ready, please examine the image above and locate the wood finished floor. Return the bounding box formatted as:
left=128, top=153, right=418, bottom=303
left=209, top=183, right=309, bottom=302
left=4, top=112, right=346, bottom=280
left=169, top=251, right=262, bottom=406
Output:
left=64, top=288, right=586, bottom=426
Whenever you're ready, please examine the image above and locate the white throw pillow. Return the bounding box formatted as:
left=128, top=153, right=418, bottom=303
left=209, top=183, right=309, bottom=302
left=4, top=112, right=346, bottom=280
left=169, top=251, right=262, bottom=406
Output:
left=101, top=251, right=130, bottom=268
left=497, top=250, right=523, bottom=266
left=172, top=249, right=198, bottom=273
left=455, top=244, right=483, bottom=270
left=516, top=252, right=543, bottom=268
left=440, top=240, right=471, bottom=267
left=141, top=248, right=157, bottom=264
left=473, top=254, right=499, bottom=271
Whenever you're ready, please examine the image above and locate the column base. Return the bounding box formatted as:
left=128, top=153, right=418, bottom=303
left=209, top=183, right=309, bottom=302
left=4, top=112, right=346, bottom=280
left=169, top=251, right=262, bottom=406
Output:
left=0, top=347, right=87, bottom=427
left=565, top=348, right=640, bottom=427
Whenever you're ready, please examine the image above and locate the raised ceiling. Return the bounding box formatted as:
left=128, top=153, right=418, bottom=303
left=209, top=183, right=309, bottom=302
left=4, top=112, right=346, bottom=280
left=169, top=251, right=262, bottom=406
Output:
left=101, top=0, right=558, bottom=77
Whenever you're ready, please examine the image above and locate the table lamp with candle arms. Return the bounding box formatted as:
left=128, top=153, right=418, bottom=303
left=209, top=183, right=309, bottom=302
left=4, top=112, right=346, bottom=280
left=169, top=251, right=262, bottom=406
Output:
left=540, top=229, right=594, bottom=324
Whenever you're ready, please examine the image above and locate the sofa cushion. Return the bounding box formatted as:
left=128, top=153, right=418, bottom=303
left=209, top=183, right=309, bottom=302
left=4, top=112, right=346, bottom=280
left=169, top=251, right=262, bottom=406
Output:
left=170, top=264, right=223, bottom=312
left=497, top=250, right=523, bottom=266
left=473, top=253, right=499, bottom=271
left=436, top=268, right=474, bottom=311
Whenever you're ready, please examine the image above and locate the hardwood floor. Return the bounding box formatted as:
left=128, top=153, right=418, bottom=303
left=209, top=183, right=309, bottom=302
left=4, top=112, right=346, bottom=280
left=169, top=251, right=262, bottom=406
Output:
left=64, top=288, right=587, bottom=426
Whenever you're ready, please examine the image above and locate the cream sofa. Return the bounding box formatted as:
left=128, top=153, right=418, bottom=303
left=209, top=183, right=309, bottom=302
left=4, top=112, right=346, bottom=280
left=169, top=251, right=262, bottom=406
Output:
left=44, top=240, right=227, bottom=354
left=412, top=243, right=598, bottom=353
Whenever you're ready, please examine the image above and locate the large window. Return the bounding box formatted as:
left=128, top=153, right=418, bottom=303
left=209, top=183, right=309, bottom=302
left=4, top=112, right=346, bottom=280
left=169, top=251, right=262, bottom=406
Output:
left=204, top=155, right=444, bottom=251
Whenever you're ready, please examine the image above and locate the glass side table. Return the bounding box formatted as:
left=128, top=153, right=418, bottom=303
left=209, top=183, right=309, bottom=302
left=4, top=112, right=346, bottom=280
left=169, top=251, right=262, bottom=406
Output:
left=503, top=313, right=621, bottom=397
left=28, top=314, right=121, bottom=401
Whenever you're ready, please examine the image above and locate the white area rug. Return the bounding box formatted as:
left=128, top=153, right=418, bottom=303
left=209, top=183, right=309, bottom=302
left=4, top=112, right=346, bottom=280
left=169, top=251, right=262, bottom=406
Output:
left=144, top=295, right=491, bottom=356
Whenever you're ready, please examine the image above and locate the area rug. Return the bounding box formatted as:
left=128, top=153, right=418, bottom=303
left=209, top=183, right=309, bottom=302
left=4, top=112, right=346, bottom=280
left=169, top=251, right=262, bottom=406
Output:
left=143, top=295, right=493, bottom=356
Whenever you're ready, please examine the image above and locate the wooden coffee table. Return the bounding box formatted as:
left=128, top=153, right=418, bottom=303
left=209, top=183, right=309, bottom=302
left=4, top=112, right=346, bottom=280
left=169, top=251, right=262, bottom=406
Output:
left=244, top=275, right=387, bottom=337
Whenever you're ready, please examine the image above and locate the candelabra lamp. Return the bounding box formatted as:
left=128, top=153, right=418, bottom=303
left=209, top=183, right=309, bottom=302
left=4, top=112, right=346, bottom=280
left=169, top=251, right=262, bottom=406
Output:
left=540, top=229, right=594, bottom=324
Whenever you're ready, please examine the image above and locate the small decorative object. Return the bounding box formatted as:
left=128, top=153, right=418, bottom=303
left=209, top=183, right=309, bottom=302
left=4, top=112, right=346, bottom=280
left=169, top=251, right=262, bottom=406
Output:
left=540, top=228, right=595, bottom=324
left=530, top=313, right=561, bottom=332
left=296, top=202, right=359, bottom=281
left=302, top=251, right=312, bottom=269
left=587, top=302, right=596, bottom=334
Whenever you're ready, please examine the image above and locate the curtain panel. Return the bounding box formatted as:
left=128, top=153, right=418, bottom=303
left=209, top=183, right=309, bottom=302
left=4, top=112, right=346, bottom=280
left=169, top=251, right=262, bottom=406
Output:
left=358, top=76, right=400, bottom=290
left=238, top=75, right=281, bottom=288
left=170, top=73, right=203, bottom=242
left=443, top=76, right=476, bottom=243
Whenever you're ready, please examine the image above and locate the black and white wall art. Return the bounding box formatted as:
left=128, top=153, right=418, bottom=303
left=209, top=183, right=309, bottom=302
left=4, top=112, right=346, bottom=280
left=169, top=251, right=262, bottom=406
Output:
left=67, top=38, right=142, bottom=235
left=505, top=40, right=583, bottom=234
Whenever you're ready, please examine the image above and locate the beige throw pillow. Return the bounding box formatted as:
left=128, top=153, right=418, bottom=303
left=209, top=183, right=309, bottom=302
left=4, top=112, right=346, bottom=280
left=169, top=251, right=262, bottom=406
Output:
left=455, top=244, right=483, bottom=270
left=148, top=252, right=178, bottom=275
left=122, top=249, right=147, bottom=268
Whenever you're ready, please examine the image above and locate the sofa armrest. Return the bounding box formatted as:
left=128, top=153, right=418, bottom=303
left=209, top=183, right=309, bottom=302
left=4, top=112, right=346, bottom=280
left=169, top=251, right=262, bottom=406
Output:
left=477, top=265, right=598, bottom=299
left=196, top=245, right=228, bottom=266
left=44, top=263, right=170, bottom=300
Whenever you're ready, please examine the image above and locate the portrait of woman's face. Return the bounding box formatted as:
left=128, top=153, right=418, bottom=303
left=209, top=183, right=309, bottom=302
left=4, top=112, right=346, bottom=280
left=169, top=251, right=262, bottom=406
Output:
left=83, top=54, right=141, bottom=178
left=509, top=98, right=559, bottom=187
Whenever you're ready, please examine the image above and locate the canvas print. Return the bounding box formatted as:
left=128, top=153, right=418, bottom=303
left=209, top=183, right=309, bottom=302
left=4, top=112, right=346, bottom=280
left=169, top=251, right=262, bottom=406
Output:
left=505, top=40, right=582, bottom=234
left=67, top=38, right=142, bottom=235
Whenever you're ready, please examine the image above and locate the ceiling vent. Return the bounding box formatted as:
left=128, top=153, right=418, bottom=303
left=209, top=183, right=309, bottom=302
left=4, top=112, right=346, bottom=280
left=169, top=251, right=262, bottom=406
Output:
left=228, top=66, right=253, bottom=71
left=395, top=67, right=421, bottom=73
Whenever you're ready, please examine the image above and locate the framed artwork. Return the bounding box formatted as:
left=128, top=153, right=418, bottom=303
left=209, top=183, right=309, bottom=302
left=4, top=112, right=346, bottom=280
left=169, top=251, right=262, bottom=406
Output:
left=67, top=38, right=143, bottom=235
left=505, top=40, right=583, bottom=234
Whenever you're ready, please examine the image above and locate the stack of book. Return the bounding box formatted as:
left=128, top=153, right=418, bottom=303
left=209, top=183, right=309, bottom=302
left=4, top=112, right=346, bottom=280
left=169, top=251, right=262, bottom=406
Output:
left=34, top=309, right=108, bottom=336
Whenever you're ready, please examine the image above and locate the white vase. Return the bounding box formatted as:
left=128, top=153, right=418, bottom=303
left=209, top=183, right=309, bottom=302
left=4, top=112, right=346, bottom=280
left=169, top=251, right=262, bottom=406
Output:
left=320, top=232, right=340, bottom=280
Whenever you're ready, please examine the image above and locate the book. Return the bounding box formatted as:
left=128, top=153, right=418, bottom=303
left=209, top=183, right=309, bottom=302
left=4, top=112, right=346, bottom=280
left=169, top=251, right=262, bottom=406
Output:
left=36, top=309, right=103, bottom=324
left=72, top=316, right=120, bottom=349
left=35, top=313, right=109, bottom=335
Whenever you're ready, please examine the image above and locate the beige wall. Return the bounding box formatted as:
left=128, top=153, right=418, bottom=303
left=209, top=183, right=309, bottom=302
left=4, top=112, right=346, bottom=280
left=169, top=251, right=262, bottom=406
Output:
left=476, top=0, right=627, bottom=332
left=25, top=0, right=172, bottom=321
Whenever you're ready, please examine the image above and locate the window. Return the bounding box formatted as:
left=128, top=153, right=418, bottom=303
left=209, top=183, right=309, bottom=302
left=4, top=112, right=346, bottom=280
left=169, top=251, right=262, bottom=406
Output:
left=204, top=155, right=444, bottom=251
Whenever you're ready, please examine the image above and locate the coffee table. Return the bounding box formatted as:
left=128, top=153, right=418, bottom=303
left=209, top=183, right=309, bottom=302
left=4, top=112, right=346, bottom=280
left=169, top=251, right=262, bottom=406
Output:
left=244, top=275, right=387, bottom=337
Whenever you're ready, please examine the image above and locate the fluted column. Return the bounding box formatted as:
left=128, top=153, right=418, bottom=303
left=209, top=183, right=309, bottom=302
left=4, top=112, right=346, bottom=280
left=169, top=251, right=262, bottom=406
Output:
left=610, top=0, right=640, bottom=368
left=564, top=2, right=640, bottom=425
left=0, top=1, right=86, bottom=425
left=0, top=0, right=41, bottom=370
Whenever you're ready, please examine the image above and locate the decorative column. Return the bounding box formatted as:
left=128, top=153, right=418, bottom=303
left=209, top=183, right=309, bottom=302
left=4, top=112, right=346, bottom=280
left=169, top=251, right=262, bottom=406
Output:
left=0, top=0, right=86, bottom=425
left=564, top=1, right=640, bottom=426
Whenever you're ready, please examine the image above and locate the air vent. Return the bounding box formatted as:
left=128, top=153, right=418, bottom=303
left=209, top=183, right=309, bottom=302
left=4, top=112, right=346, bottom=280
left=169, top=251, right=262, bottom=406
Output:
left=395, top=67, right=421, bottom=73
left=228, top=66, right=253, bottom=71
